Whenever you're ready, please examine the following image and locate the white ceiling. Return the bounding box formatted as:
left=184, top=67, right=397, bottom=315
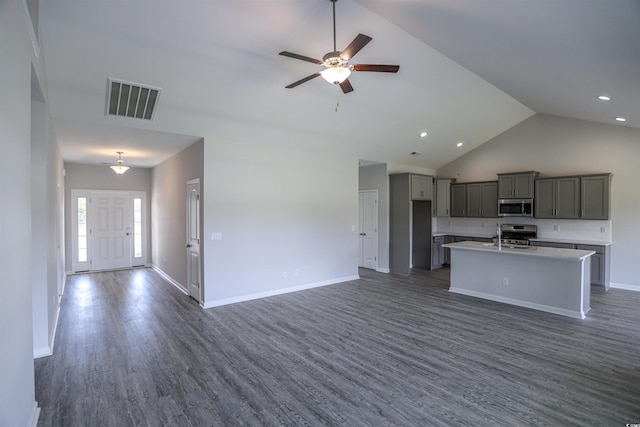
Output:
left=39, top=0, right=640, bottom=170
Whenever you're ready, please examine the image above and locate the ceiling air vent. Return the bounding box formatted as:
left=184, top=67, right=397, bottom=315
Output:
left=106, top=78, right=162, bottom=121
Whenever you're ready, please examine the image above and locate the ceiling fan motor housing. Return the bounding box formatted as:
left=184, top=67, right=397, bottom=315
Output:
left=322, top=51, right=349, bottom=68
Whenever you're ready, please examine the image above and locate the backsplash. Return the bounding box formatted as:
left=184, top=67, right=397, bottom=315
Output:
left=434, top=216, right=612, bottom=242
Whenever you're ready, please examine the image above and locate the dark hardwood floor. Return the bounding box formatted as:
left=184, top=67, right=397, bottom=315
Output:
left=35, top=267, right=640, bottom=426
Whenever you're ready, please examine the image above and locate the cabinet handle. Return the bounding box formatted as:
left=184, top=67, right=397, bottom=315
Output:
left=581, top=208, right=584, bottom=217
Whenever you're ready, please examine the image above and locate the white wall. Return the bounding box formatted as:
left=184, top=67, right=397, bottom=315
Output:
left=0, top=0, right=40, bottom=425
left=63, top=163, right=152, bottom=273
left=151, top=139, right=204, bottom=289
left=202, top=140, right=359, bottom=307
left=359, top=163, right=390, bottom=272
left=437, top=114, right=640, bottom=288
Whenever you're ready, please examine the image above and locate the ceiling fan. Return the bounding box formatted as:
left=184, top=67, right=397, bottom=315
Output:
left=279, top=0, right=399, bottom=94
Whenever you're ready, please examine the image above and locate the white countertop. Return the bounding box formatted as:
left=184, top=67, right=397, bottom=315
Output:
left=443, top=240, right=595, bottom=261
left=433, top=232, right=494, bottom=239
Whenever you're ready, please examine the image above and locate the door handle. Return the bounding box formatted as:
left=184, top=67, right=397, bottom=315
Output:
left=126, top=232, right=131, bottom=236
left=359, top=233, right=366, bottom=236
left=186, top=244, right=192, bottom=248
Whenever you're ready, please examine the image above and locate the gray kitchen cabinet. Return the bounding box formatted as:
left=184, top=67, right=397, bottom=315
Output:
left=450, top=184, right=466, bottom=217
left=435, top=178, right=454, bottom=217
left=534, top=177, right=580, bottom=219
left=529, top=240, right=610, bottom=288
left=498, top=172, right=537, bottom=199
left=581, top=174, right=611, bottom=220
left=390, top=174, right=433, bottom=274
left=432, top=236, right=445, bottom=269
left=411, top=174, right=433, bottom=200
left=444, top=236, right=454, bottom=264
left=466, top=182, right=498, bottom=217
left=576, top=244, right=610, bottom=288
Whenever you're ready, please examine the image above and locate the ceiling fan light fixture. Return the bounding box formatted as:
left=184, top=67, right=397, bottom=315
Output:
left=110, top=151, right=130, bottom=175
left=320, top=66, right=351, bottom=85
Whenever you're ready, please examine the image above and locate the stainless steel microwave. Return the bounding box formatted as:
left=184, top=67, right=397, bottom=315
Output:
left=498, top=199, right=533, bottom=217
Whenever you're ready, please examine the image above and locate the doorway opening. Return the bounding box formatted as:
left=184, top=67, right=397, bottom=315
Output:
left=71, top=189, right=147, bottom=272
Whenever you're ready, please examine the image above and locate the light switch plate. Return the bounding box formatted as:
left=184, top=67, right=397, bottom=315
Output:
left=211, top=232, right=222, bottom=240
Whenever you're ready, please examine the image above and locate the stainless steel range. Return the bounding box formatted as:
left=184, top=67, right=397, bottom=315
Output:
left=498, top=224, right=537, bottom=246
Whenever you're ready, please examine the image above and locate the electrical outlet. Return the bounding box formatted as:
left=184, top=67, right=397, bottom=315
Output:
left=502, top=277, right=509, bottom=286
left=600, top=226, right=606, bottom=233
left=554, top=225, right=560, bottom=231
left=481, top=222, right=486, bottom=228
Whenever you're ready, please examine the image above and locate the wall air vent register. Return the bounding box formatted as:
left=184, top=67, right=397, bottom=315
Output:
left=105, top=78, right=162, bottom=121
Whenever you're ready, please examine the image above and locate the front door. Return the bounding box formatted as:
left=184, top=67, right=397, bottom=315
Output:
left=90, top=192, right=132, bottom=271
left=186, top=179, right=201, bottom=302
left=358, top=190, right=378, bottom=270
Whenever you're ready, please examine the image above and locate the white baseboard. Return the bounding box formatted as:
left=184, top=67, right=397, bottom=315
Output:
left=33, top=295, right=62, bottom=359
left=150, top=264, right=188, bottom=295
left=33, top=346, right=52, bottom=359
left=376, top=267, right=390, bottom=273
left=449, top=287, right=586, bottom=319
left=202, top=275, right=360, bottom=309
left=609, top=282, right=640, bottom=292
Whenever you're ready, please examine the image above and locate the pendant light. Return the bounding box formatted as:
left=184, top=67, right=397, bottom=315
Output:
left=110, top=151, right=130, bottom=175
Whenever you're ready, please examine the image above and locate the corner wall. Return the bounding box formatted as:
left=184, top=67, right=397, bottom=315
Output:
left=151, top=139, right=204, bottom=289
left=0, top=0, right=40, bottom=425
left=437, top=113, right=640, bottom=288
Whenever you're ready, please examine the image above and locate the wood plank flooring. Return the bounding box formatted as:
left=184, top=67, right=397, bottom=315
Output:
left=35, top=267, right=640, bottom=426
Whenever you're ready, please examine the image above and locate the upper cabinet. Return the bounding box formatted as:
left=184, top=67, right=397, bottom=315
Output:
left=410, top=174, right=433, bottom=200
left=497, top=172, right=537, bottom=199
left=581, top=174, right=611, bottom=220
left=450, top=183, right=466, bottom=217
left=534, top=173, right=611, bottom=220
left=535, top=177, right=580, bottom=219
left=435, top=178, right=454, bottom=217
left=466, top=182, right=498, bottom=218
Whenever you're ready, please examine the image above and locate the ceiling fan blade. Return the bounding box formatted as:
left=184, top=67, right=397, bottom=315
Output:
left=339, top=79, right=354, bottom=94
left=285, top=72, right=321, bottom=89
left=352, top=64, right=400, bottom=73
left=340, top=34, right=372, bottom=60
left=279, top=51, right=323, bottom=65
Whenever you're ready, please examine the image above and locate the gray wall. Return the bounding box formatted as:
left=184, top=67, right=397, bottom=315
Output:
left=437, top=113, right=640, bottom=289
left=359, top=163, right=390, bottom=272
left=151, top=139, right=204, bottom=289
left=1, top=1, right=40, bottom=424
left=201, top=140, right=359, bottom=307
left=63, top=163, right=152, bottom=272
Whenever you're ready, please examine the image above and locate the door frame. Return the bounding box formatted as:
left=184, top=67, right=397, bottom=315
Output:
left=358, top=189, right=379, bottom=270
left=70, top=189, right=147, bottom=272
left=186, top=179, right=202, bottom=303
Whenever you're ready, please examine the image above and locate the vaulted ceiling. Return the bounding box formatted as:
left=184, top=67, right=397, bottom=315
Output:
left=40, top=0, right=640, bottom=170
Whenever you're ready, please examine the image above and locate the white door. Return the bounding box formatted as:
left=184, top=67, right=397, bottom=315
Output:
left=90, top=192, right=132, bottom=271
left=186, top=179, right=201, bottom=302
left=358, top=190, right=378, bottom=270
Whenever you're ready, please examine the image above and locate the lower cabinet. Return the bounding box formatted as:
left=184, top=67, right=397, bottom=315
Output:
left=432, top=236, right=445, bottom=269
left=529, top=241, right=610, bottom=288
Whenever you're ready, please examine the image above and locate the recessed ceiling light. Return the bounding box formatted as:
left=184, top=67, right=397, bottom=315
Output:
left=419, top=131, right=428, bottom=138
left=615, top=117, right=626, bottom=122
left=456, top=142, right=464, bottom=147
left=597, top=95, right=611, bottom=101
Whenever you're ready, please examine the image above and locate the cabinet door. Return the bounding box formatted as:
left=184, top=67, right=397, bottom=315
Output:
left=514, top=174, right=534, bottom=198
left=581, top=175, right=610, bottom=220
left=498, top=175, right=515, bottom=198
left=481, top=182, right=498, bottom=217
left=435, top=179, right=451, bottom=217
left=577, top=244, right=604, bottom=285
left=466, top=183, right=482, bottom=217
left=555, top=177, right=580, bottom=219
left=411, top=175, right=433, bottom=200
left=450, top=184, right=466, bottom=217
left=534, top=179, right=556, bottom=218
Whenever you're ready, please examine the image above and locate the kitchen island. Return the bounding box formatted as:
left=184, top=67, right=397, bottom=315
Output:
left=443, top=241, right=595, bottom=319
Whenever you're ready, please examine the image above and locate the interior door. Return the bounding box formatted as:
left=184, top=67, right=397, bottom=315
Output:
left=90, top=192, right=132, bottom=271
left=186, top=179, right=201, bottom=302
left=358, top=190, right=378, bottom=270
